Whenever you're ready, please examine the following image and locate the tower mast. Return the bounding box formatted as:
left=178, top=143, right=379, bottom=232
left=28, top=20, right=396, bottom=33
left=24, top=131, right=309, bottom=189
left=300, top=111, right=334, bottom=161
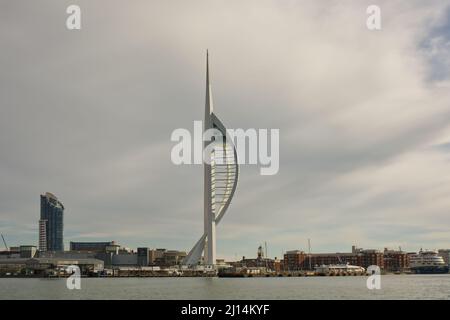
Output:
left=182, top=51, right=239, bottom=268
left=204, top=50, right=216, bottom=265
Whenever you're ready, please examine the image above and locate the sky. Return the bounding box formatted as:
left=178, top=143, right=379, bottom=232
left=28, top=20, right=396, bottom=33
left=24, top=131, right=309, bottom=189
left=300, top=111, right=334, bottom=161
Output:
left=1, top=0, right=450, bottom=260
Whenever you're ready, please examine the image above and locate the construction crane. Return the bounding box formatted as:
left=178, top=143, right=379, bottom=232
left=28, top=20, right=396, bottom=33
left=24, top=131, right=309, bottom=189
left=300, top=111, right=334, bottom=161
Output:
left=1, top=234, right=8, bottom=251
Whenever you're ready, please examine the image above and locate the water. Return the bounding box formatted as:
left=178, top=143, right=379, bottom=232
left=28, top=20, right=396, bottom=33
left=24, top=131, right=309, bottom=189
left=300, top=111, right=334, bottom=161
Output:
left=1, top=275, right=450, bottom=299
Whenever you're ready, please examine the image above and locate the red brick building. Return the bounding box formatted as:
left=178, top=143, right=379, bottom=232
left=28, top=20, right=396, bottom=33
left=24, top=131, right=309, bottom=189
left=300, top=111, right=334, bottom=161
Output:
left=383, top=248, right=409, bottom=271
left=283, top=247, right=384, bottom=271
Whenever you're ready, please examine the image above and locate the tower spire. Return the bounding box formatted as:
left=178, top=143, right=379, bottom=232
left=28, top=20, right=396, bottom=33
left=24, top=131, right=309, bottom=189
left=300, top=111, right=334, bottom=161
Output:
left=183, top=52, right=239, bottom=268
left=204, top=49, right=215, bottom=265
left=205, top=50, right=213, bottom=117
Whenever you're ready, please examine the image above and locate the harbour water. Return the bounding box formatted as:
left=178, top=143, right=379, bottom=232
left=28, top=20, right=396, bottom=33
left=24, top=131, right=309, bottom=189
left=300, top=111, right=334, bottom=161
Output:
left=1, top=275, right=450, bottom=299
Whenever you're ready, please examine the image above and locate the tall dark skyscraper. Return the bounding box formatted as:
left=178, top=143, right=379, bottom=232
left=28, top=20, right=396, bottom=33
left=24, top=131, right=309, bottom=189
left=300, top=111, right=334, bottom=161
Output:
left=39, top=192, right=64, bottom=252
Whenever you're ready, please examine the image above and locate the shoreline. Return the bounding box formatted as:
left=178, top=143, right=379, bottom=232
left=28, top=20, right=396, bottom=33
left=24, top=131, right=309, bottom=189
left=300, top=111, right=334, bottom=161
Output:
left=0, top=272, right=421, bottom=279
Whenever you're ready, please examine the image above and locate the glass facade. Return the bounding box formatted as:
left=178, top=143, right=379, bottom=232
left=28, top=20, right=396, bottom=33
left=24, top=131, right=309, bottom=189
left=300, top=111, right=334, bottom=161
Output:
left=40, top=193, right=64, bottom=251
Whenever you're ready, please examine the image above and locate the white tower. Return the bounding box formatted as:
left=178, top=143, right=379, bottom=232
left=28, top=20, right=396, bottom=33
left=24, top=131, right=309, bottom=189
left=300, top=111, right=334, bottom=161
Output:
left=204, top=50, right=216, bottom=265
left=183, top=51, right=239, bottom=267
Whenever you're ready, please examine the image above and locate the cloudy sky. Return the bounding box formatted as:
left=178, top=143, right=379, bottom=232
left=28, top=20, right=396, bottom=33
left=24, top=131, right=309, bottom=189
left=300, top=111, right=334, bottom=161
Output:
left=1, top=0, right=450, bottom=259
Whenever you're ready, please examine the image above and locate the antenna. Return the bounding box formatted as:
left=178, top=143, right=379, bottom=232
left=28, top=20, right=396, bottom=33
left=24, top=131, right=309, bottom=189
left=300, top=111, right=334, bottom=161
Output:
left=1, top=234, right=8, bottom=251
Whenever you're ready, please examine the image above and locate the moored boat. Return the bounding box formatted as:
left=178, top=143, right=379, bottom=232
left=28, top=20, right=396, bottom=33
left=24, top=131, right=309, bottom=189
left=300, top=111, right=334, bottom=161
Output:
left=409, top=250, right=449, bottom=274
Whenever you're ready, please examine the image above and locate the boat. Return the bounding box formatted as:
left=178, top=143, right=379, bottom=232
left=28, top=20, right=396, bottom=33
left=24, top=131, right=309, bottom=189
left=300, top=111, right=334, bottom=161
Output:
left=409, top=250, right=449, bottom=274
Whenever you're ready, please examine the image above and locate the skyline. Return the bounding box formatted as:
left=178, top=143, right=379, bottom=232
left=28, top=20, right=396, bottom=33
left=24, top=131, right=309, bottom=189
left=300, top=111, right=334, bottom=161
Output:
left=1, top=1, right=450, bottom=261
left=3, top=190, right=444, bottom=258
left=1, top=190, right=449, bottom=259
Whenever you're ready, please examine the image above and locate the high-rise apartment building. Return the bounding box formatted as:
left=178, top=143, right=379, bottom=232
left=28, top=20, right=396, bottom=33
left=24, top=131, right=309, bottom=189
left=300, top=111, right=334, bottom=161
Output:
left=39, top=192, right=64, bottom=252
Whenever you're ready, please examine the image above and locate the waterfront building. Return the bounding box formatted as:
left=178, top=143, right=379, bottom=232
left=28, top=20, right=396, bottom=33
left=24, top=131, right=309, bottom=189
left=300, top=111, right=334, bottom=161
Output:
left=315, top=264, right=365, bottom=276
left=48, top=243, right=187, bottom=268
left=0, top=258, right=29, bottom=275
left=183, top=52, right=239, bottom=267
left=39, top=247, right=117, bottom=268
left=357, top=249, right=384, bottom=268
left=68, top=241, right=119, bottom=267
left=283, top=247, right=385, bottom=271
left=112, top=253, right=138, bottom=266
left=0, top=257, right=104, bottom=276
left=234, top=246, right=279, bottom=271
left=161, top=250, right=187, bottom=266
left=119, top=247, right=134, bottom=254
left=273, top=259, right=282, bottom=273
left=149, top=249, right=166, bottom=265
left=0, top=247, right=20, bottom=259
left=69, top=241, right=120, bottom=254
left=39, top=192, right=64, bottom=252
left=26, top=257, right=104, bottom=275
left=38, top=220, right=47, bottom=251
left=284, top=251, right=360, bottom=271
left=19, top=245, right=37, bottom=259
left=312, top=253, right=360, bottom=268
left=136, top=248, right=183, bottom=267
left=383, top=248, right=409, bottom=271
left=39, top=250, right=97, bottom=259
left=283, top=250, right=306, bottom=271
left=137, top=247, right=150, bottom=266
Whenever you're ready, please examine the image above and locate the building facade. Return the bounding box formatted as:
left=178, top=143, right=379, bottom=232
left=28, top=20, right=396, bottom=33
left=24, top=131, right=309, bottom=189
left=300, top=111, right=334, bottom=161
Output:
left=149, top=249, right=166, bottom=265
left=38, top=220, right=47, bottom=252
left=39, top=192, right=64, bottom=252
left=283, top=247, right=385, bottom=271
left=26, top=257, right=104, bottom=275
left=69, top=241, right=119, bottom=253
left=233, top=246, right=280, bottom=272
left=159, top=250, right=187, bottom=267
left=358, top=249, right=384, bottom=269
left=383, top=248, right=409, bottom=271
left=137, top=247, right=150, bottom=266
left=112, top=253, right=138, bottom=266
left=283, top=250, right=307, bottom=271
left=19, top=246, right=37, bottom=259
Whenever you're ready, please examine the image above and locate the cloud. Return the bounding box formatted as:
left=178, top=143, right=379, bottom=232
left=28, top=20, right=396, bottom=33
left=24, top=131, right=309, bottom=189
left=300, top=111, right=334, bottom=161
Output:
left=1, top=0, right=450, bottom=258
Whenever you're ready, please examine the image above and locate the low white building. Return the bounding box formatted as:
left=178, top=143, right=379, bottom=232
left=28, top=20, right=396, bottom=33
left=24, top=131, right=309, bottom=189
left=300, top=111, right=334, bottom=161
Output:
left=315, top=264, right=365, bottom=276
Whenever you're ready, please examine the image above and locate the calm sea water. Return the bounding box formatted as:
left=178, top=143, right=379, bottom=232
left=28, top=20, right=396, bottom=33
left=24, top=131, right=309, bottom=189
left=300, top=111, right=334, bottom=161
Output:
left=1, top=275, right=450, bottom=299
